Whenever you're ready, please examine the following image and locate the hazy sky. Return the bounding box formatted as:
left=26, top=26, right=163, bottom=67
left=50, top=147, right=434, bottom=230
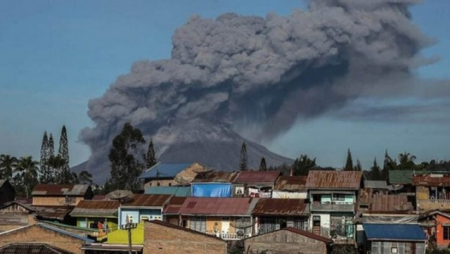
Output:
left=1, top=0, right=449, bottom=169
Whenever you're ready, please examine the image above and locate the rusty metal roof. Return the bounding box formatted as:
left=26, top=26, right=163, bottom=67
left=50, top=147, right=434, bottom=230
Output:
left=252, top=198, right=308, bottom=216
left=305, top=170, right=363, bottom=190
left=70, top=200, right=119, bottom=217
left=121, top=194, right=172, bottom=207
left=179, top=197, right=256, bottom=216
left=0, top=243, right=74, bottom=254
left=33, top=206, right=73, bottom=221
left=193, top=171, right=236, bottom=182
left=412, top=174, right=450, bottom=187
left=232, top=171, right=281, bottom=184
left=32, top=184, right=90, bottom=196
left=369, top=194, right=413, bottom=213
left=163, top=197, right=187, bottom=214
left=274, top=176, right=307, bottom=191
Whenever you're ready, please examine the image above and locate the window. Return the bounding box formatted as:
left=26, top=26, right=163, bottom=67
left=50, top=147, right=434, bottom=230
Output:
left=190, top=217, right=206, bottom=233
left=444, top=226, right=450, bottom=240
left=332, top=194, right=345, bottom=201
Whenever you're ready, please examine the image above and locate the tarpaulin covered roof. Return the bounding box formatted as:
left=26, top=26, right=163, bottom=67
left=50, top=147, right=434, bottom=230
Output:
left=138, top=163, right=192, bottom=179
left=70, top=200, right=119, bottom=217
left=363, top=223, right=426, bottom=241
left=32, top=184, right=90, bottom=196
left=252, top=198, right=308, bottom=216
left=179, top=197, right=257, bottom=216
left=305, top=170, right=362, bottom=190
left=232, top=171, right=281, bottom=184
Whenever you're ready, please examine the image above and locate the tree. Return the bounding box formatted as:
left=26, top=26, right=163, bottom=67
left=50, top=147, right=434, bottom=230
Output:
left=239, top=142, right=248, bottom=171
left=292, top=155, right=316, bottom=176
left=397, top=152, right=416, bottom=170
left=39, top=131, right=52, bottom=183
left=108, top=123, right=146, bottom=191
left=145, top=138, right=157, bottom=169
left=58, top=125, right=71, bottom=183
left=78, top=170, right=93, bottom=185
left=259, top=157, right=267, bottom=171
left=382, top=150, right=395, bottom=180
left=0, top=154, right=18, bottom=180
left=354, top=159, right=362, bottom=171
left=344, top=149, right=354, bottom=171
left=16, top=156, right=39, bottom=198
left=48, top=155, right=66, bottom=184
left=370, top=158, right=381, bottom=180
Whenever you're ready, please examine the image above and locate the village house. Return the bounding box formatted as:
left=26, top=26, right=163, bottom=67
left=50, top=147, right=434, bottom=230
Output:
left=163, top=196, right=187, bottom=226
left=178, top=197, right=258, bottom=240
left=359, top=180, right=389, bottom=210
left=0, top=200, right=36, bottom=232
left=31, top=184, right=93, bottom=223
left=118, top=194, right=172, bottom=225
left=138, top=162, right=207, bottom=188
left=144, top=220, right=227, bottom=254
left=0, top=223, right=94, bottom=254
left=362, top=223, right=426, bottom=254
left=252, top=198, right=309, bottom=235
left=244, top=227, right=332, bottom=254
left=231, top=171, right=281, bottom=198
left=388, top=170, right=425, bottom=194
left=191, top=170, right=237, bottom=197
left=305, top=170, right=363, bottom=242
left=0, top=179, right=15, bottom=206
left=272, top=176, right=307, bottom=199
left=413, top=173, right=450, bottom=212
left=419, top=210, right=450, bottom=249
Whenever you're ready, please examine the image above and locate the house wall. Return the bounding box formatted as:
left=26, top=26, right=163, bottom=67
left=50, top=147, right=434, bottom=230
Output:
left=245, top=230, right=328, bottom=254
left=32, top=196, right=84, bottom=206
left=416, top=186, right=450, bottom=212
left=369, top=241, right=425, bottom=254
left=144, top=222, right=227, bottom=254
left=0, top=225, right=85, bottom=254
left=146, top=179, right=175, bottom=188
left=436, top=214, right=450, bottom=248
left=272, top=191, right=307, bottom=199
left=120, top=208, right=162, bottom=226
left=0, top=204, right=34, bottom=232
left=76, top=218, right=118, bottom=231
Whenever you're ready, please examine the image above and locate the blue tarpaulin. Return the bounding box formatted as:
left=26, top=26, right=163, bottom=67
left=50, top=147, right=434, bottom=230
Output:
left=191, top=183, right=231, bottom=197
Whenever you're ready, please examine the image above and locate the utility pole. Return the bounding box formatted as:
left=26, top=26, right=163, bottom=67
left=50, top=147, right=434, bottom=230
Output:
left=121, top=221, right=137, bottom=254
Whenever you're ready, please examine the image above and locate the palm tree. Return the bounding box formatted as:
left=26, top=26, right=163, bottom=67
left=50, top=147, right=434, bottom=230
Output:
left=48, top=155, right=67, bottom=184
left=16, top=156, right=39, bottom=198
left=0, top=154, right=18, bottom=179
left=398, top=152, right=416, bottom=170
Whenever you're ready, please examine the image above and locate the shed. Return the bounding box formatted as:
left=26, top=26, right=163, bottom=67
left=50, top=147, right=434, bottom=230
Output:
left=244, top=227, right=331, bottom=254
left=0, top=179, right=15, bottom=206
left=363, top=223, right=426, bottom=254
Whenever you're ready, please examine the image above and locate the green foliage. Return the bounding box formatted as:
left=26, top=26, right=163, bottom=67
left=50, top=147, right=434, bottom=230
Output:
left=145, top=138, right=157, bottom=169
left=292, top=154, right=316, bottom=176
left=370, top=157, right=382, bottom=180
left=344, top=149, right=354, bottom=171
left=78, top=170, right=93, bottom=185
left=58, top=125, right=71, bottom=183
left=0, top=154, right=18, bottom=179
left=354, top=159, right=362, bottom=171
left=15, top=156, right=39, bottom=198
left=239, top=142, right=248, bottom=171
left=108, top=123, right=146, bottom=192
left=259, top=157, right=267, bottom=171
left=39, top=131, right=53, bottom=183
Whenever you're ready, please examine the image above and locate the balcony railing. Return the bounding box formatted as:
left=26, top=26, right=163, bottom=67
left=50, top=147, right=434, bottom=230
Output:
left=206, top=231, right=251, bottom=240
left=310, top=202, right=355, bottom=212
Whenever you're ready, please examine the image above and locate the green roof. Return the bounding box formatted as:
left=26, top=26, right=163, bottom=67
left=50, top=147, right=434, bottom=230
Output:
left=388, top=170, right=426, bottom=185
left=145, top=186, right=191, bottom=197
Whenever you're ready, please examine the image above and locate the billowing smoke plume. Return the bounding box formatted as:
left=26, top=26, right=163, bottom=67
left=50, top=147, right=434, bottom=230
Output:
left=80, top=0, right=433, bottom=174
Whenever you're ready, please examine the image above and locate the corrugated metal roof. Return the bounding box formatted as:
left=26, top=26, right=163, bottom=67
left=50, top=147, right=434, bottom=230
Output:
left=33, top=206, right=73, bottom=221
left=232, top=171, right=281, bottom=184
left=252, top=198, right=308, bottom=216
left=388, top=170, right=426, bottom=185
left=305, top=170, right=362, bottom=190
left=145, top=186, right=191, bottom=197
left=39, top=223, right=94, bottom=243
left=274, top=176, right=307, bottom=191
left=364, top=180, right=388, bottom=189
left=0, top=243, right=73, bottom=254
left=193, top=171, right=236, bottom=182
left=70, top=200, right=119, bottom=217
left=284, top=227, right=332, bottom=243
left=32, top=184, right=90, bottom=196
left=163, top=197, right=187, bottom=214
left=179, top=197, right=254, bottom=216
left=369, top=194, right=413, bottom=213
left=121, top=194, right=172, bottom=207
left=138, top=163, right=193, bottom=179
left=412, top=174, right=450, bottom=187
left=363, top=223, right=426, bottom=241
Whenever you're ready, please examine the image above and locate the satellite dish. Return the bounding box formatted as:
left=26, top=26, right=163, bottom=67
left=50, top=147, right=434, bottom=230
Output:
left=106, top=190, right=133, bottom=203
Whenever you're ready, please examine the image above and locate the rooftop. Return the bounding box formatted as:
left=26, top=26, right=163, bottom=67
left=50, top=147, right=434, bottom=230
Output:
left=364, top=180, right=388, bottom=189
left=363, top=223, right=426, bottom=241
left=252, top=198, right=308, bottom=216
left=145, top=186, right=191, bottom=197
left=232, top=171, right=281, bottom=184
left=412, top=174, right=450, bottom=187
left=138, top=163, right=193, bottom=179
left=274, top=176, right=307, bottom=191
left=179, top=197, right=256, bottom=216
left=121, top=194, right=172, bottom=207
left=305, top=170, right=363, bottom=190
left=70, top=200, right=120, bottom=218
left=32, top=184, right=90, bottom=196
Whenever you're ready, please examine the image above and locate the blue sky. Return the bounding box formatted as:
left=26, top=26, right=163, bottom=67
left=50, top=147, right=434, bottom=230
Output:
left=0, top=0, right=449, bottom=169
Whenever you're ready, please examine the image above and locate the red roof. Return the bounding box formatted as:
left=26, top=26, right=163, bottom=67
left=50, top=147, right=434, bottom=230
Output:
left=163, top=197, right=186, bottom=214
left=305, top=170, right=362, bottom=189
left=370, top=194, right=413, bottom=213
left=232, top=171, right=281, bottom=184
left=179, top=197, right=254, bottom=216
left=274, top=176, right=307, bottom=191
left=252, top=198, right=308, bottom=216
left=413, top=174, right=450, bottom=187
left=121, top=194, right=172, bottom=207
